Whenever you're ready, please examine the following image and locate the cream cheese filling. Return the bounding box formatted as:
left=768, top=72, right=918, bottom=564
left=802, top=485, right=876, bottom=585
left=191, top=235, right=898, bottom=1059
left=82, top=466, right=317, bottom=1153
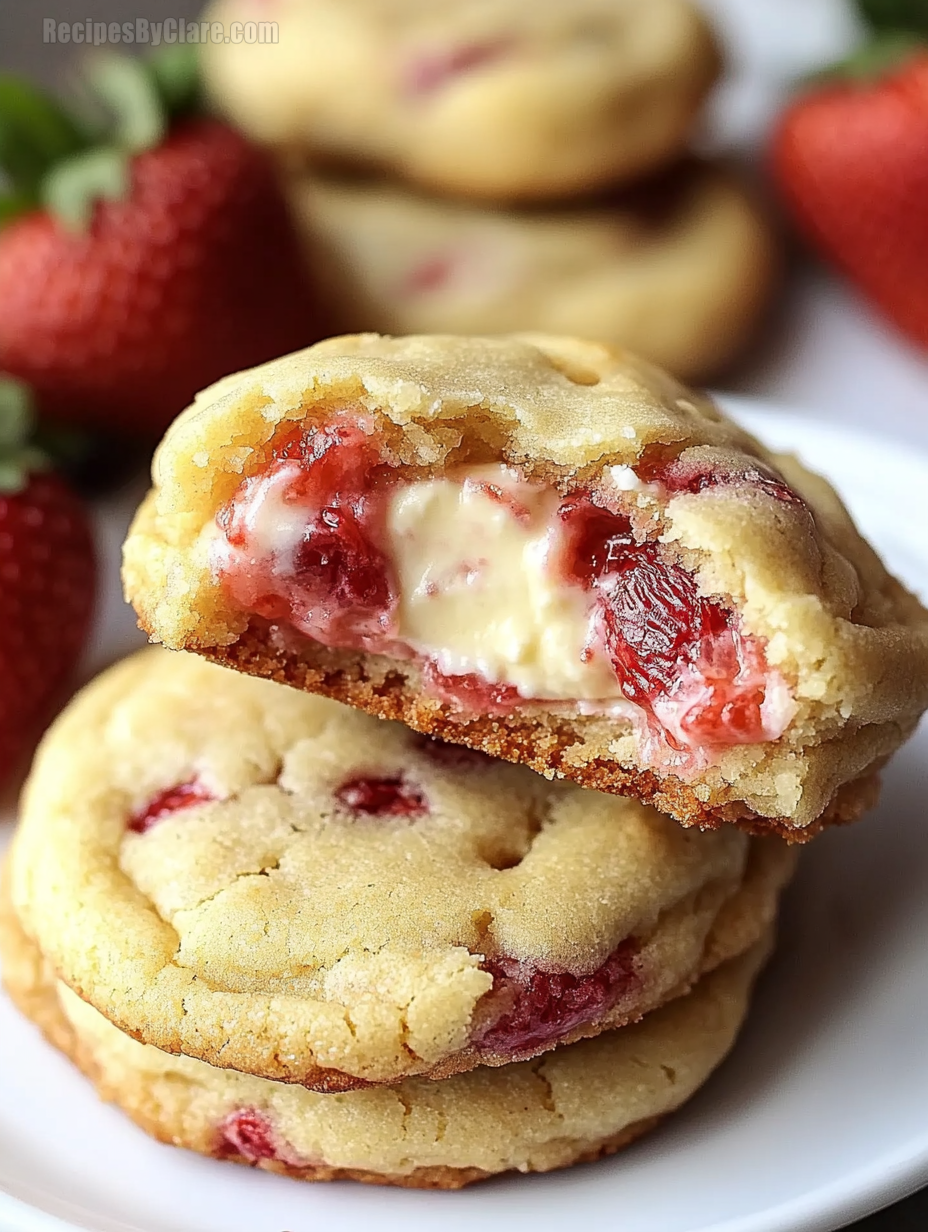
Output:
left=386, top=465, right=619, bottom=700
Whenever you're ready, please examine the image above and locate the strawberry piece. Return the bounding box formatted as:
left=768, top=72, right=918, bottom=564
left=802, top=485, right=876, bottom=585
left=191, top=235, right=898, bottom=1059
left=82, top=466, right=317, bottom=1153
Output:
left=559, top=495, right=772, bottom=747
left=474, top=939, right=640, bottom=1057
left=216, top=418, right=397, bottom=648
left=335, top=774, right=427, bottom=818
left=215, top=1108, right=280, bottom=1162
left=403, top=39, right=515, bottom=96
left=772, top=50, right=928, bottom=349
left=128, top=778, right=216, bottom=834
left=0, top=461, right=94, bottom=786
left=661, top=455, right=804, bottom=507
left=421, top=663, right=523, bottom=714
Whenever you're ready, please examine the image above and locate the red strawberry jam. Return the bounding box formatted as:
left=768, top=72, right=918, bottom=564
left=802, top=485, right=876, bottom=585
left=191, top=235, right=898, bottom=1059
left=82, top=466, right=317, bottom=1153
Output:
left=212, top=422, right=792, bottom=754
left=336, top=774, right=428, bottom=818
left=421, top=663, right=523, bottom=715
left=474, top=938, right=640, bottom=1057
left=215, top=416, right=397, bottom=650
left=129, top=779, right=216, bottom=834
left=215, top=1108, right=280, bottom=1162
left=403, top=38, right=515, bottom=96
left=661, top=453, right=805, bottom=507
left=559, top=496, right=775, bottom=749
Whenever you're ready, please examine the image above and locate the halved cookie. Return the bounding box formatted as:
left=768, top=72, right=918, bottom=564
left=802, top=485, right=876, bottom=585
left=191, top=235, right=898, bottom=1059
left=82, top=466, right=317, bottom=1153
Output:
left=122, top=333, right=928, bottom=834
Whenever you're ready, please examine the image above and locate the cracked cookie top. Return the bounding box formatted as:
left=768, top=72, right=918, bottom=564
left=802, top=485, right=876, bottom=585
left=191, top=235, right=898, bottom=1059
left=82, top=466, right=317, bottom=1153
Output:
left=9, top=649, right=791, bottom=1089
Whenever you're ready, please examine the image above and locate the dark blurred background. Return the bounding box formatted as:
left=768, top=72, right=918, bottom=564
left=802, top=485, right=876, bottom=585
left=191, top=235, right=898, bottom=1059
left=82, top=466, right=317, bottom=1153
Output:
left=1, top=0, right=203, bottom=86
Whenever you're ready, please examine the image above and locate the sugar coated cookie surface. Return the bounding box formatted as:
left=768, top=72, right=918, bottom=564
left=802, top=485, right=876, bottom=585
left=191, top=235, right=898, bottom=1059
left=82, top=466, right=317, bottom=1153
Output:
left=122, top=333, right=928, bottom=834
left=202, top=0, right=721, bottom=200
left=0, top=878, right=772, bottom=1189
left=9, top=649, right=793, bottom=1088
left=292, top=162, right=777, bottom=381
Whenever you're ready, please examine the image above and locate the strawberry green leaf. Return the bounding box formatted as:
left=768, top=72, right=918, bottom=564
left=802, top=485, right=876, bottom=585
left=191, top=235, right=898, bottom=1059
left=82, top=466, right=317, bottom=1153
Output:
left=41, top=146, right=129, bottom=231
left=89, top=54, right=166, bottom=153
left=0, top=450, right=48, bottom=492
left=0, top=376, right=33, bottom=447
left=149, top=44, right=202, bottom=118
left=0, top=76, right=87, bottom=200
left=858, top=0, right=928, bottom=34
left=0, top=377, right=46, bottom=494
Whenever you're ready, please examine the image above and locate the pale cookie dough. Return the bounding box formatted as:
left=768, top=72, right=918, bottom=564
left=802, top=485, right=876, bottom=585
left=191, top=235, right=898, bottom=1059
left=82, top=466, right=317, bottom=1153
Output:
left=201, top=0, right=721, bottom=201
left=292, top=162, right=777, bottom=381
left=121, top=333, right=928, bottom=834
left=0, top=880, right=773, bottom=1189
left=9, top=649, right=793, bottom=1090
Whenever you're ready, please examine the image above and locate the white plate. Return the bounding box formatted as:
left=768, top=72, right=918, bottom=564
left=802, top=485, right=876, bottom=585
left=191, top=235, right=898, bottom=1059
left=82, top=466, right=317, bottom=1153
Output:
left=2, top=400, right=927, bottom=1232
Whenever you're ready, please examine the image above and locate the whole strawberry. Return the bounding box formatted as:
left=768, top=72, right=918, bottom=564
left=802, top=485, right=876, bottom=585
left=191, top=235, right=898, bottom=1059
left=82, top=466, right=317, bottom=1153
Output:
left=0, top=50, right=323, bottom=435
left=772, top=16, right=928, bottom=349
left=0, top=378, right=95, bottom=787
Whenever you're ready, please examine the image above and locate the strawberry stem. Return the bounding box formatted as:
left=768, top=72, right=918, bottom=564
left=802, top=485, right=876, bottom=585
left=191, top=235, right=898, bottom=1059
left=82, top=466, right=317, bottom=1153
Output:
left=41, top=146, right=129, bottom=231
left=88, top=54, right=166, bottom=153
left=149, top=45, right=202, bottom=118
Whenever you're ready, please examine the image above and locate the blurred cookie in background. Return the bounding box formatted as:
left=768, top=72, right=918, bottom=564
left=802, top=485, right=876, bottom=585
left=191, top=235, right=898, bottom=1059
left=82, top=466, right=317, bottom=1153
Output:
left=290, top=161, right=779, bottom=382
left=202, top=0, right=721, bottom=202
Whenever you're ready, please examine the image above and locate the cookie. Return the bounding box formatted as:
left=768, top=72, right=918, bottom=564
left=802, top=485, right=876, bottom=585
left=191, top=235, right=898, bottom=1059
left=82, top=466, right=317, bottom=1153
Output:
left=122, top=333, right=928, bottom=835
left=9, top=648, right=794, bottom=1090
left=0, top=880, right=773, bottom=1189
left=292, top=162, right=777, bottom=381
left=201, top=0, right=721, bottom=201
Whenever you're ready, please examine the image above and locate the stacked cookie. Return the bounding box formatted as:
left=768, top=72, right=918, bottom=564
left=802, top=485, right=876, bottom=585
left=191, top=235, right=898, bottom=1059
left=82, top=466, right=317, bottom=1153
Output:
left=6, top=332, right=928, bottom=1188
left=2, top=652, right=793, bottom=1186
left=199, top=0, right=777, bottom=382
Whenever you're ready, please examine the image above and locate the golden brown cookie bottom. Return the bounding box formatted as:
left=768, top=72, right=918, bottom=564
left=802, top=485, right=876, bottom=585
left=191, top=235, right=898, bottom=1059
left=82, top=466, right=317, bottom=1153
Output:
left=199, top=621, right=881, bottom=841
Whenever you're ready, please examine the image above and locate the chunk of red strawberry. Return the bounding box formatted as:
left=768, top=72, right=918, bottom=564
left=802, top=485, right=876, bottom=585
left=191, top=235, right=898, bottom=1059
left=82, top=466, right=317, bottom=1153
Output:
left=661, top=453, right=804, bottom=506
left=421, top=664, right=523, bottom=715
left=474, top=939, right=640, bottom=1057
left=559, top=495, right=773, bottom=747
left=216, top=418, right=397, bottom=648
left=335, top=774, right=427, bottom=818
left=128, top=778, right=217, bottom=834
left=215, top=1108, right=280, bottom=1163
